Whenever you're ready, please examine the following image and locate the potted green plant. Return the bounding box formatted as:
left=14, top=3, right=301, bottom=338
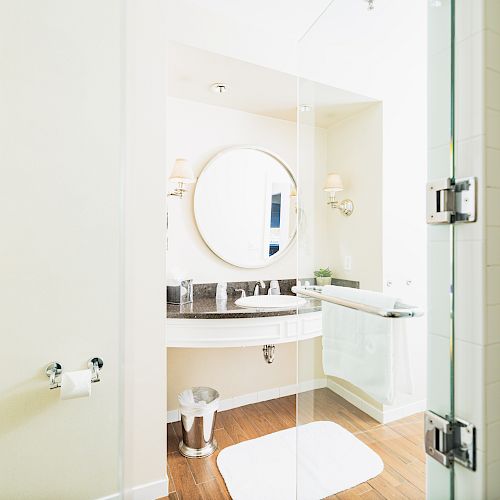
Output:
left=314, top=267, right=333, bottom=286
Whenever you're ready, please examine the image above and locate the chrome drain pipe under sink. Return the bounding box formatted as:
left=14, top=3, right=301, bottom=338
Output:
left=262, top=344, right=276, bottom=364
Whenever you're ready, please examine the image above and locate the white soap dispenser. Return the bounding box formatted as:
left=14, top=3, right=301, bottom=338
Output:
left=268, top=280, right=281, bottom=295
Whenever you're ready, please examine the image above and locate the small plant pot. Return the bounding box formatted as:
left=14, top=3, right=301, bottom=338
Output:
left=315, top=277, right=332, bottom=286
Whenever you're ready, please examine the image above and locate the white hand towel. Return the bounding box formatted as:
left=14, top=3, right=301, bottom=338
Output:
left=321, top=285, right=406, bottom=405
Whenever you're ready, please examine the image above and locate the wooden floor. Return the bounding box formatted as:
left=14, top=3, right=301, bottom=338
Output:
left=163, top=388, right=425, bottom=499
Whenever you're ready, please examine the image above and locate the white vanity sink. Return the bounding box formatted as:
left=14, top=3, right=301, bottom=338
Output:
left=235, top=295, right=307, bottom=310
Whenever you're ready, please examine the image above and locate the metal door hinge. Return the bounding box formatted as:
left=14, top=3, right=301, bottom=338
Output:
left=427, top=177, right=477, bottom=224
left=425, top=411, right=476, bottom=471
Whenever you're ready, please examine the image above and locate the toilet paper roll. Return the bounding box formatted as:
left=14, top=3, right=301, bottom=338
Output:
left=60, top=369, right=92, bottom=400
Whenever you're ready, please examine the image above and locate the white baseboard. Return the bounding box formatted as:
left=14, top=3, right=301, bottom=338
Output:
left=326, top=378, right=425, bottom=424
left=166, top=378, right=327, bottom=423
left=97, top=478, right=168, bottom=500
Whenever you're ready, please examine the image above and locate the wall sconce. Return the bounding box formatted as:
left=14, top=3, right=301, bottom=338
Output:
left=324, top=173, right=354, bottom=216
left=168, top=158, right=196, bottom=198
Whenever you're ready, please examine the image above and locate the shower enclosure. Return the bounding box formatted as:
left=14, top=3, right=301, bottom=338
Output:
left=296, top=0, right=465, bottom=497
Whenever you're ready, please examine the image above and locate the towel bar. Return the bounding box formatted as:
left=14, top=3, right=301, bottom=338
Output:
left=292, top=287, right=423, bottom=318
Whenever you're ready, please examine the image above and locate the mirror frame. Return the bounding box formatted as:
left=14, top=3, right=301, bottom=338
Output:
left=193, top=145, right=298, bottom=269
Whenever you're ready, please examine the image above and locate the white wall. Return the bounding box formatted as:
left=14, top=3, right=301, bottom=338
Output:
left=167, top=96, right=326, bottom=283
left=0, top=2, right=168, bottom=498
left=0, top=2, right=122, bottom=498
left=123, top=0, right=168, bottom=497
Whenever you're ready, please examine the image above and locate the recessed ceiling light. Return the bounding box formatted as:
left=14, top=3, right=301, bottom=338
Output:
left=211, top=82, right=229, bottom=94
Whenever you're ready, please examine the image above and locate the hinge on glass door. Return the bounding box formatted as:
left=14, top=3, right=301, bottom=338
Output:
left=424, top=411, right=476, bottom=471
left=426, top=177, right=477, bottom=224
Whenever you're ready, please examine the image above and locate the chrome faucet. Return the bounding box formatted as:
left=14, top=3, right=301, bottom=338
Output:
left=254, top=280, right=266, bottom=296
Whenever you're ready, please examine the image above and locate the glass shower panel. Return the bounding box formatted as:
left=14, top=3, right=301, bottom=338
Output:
left=296, top=1, right=455, bottom=498
left=427, top=0, right=455, bottom=497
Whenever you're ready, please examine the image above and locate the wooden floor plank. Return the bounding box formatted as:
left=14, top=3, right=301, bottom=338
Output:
left=388, top=420, right=424, bottom=447
left=167, top=464, right=176, bottom=494
left=216, top=409, right=249, bottom=444
left=198, top=478, right=231, bottom=500
left=267, top=394, right=297, bottom=422
left=167, top=423, right=180, bottom=454
left=263, top=398, right=296, bottom=428
left=171, top=420, right=183, bottom=442
left=204, top=428, right=234, bottom=497
left=229, top=406, right=262, bottom=439
left=166, top=389, right=426, bottom=500
left=337, top=482, right=374, bottom=498
left=186, top=454, right=215, bottom=485
left=252, top=400, right=292, bottom=432
left=167, top=451, right=203, bottom=500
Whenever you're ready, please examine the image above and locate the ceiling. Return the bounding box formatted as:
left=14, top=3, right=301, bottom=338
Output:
left=167, top=42, right=376, bottom=128
left=167, top=0, right=426, bottom=101
left=175, top=0, right=334, bottom=42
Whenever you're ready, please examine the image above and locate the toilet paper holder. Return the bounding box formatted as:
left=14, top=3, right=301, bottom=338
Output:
left=46, top=357, right=104, bottom=389
left=88, top=357, right=103, bottom=383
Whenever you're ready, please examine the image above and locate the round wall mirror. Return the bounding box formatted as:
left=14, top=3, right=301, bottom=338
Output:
left=194, top=147, right=297, bottom=268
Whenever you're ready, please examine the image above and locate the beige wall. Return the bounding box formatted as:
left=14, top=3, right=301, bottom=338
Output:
left=323, top=104, right=384, bottom=292
left=167, top=339, right=324, bottom=411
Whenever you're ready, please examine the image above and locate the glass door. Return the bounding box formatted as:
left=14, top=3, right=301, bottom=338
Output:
left=296, top=1, right=455, bottom=498
left=427, top=0, right=455, bottom=497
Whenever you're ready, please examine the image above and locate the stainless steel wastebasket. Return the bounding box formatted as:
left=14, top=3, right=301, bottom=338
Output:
left=178, top=386, right=219, bottom=458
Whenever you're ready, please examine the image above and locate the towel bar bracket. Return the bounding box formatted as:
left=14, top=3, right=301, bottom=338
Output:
left=424, top=411, right=476, bottom=471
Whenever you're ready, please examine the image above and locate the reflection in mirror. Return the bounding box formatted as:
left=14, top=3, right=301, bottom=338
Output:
left=194, top=147, right=297, bottom=268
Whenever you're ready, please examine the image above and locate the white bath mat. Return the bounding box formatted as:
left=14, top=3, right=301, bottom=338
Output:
left=216, top=421, right=383, bottom=500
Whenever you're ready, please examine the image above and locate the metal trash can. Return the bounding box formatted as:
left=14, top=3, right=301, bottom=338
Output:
left=178, top=386, right=219, bottom=458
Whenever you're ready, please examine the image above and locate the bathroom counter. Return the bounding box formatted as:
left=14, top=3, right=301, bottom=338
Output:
left=166, top=295, right=322, bottom=320
left=165, top=279, right=358, bottom=348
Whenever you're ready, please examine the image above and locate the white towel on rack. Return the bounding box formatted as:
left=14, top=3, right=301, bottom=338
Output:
left=321, top=285, right=413, bottom=405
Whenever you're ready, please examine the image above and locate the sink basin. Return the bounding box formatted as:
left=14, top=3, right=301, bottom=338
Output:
left=235, top=295, right=307, bottom=310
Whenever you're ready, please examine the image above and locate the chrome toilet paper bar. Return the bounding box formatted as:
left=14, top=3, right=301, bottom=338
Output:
left=46, top=357, right=104, bottom=389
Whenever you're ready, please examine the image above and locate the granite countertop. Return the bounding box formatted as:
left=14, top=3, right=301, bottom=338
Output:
left=166, top=295, right=322, bottom=319
left=166, top=278, right=359, bottom=320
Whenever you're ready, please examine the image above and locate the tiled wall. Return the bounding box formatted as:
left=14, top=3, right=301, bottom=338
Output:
left=454, top=1, right=500, bottom=498
left=485, top=1, right=500, bottom=497
left=454, top=0, right=486, bottom=496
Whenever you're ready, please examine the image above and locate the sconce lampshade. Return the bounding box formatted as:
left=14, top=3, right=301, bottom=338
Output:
left=170, top=158, right=196, bottom=184
left=324, top=173, right=344, bottom=192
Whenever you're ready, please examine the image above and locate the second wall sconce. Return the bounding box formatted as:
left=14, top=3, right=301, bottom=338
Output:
left=168, top=158, right=196, bottom=198
left=324, top=173, right=354, bottom=216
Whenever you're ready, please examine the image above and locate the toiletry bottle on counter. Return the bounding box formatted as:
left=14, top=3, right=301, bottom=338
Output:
left=216, top=282, right=228, bottom=301
left=167, top=278, right=193, bottom=305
